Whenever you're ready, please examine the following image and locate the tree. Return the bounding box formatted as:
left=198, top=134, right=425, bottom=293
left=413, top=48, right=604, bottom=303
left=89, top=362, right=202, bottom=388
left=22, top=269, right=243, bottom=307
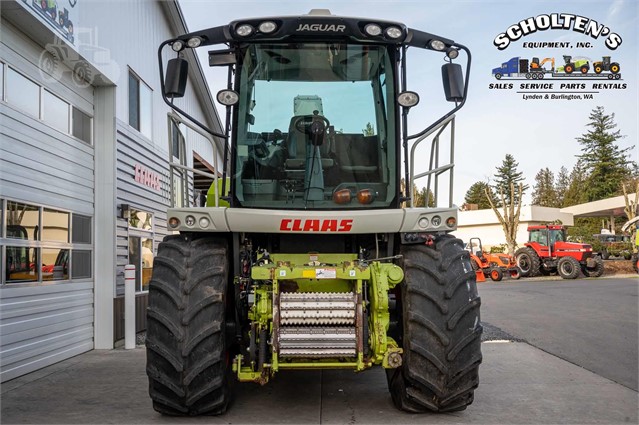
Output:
left=562, top=161, right=588, bottom=207
left=493, top=154, right=529, bottom=205
left=555, top=166, right=570, bottom=207
left=532, top=168, right=559, bottom=207
left=577, top=106, right=635, bottom=202
left=414, top=187, right=435, bottom=207
left=622, top=182, right=639, bottom=253
left=485, top=182, right=523, bottom=255
left=464, top=181, right=497, bottom=209
left=362, top=122, right=375, bottom=136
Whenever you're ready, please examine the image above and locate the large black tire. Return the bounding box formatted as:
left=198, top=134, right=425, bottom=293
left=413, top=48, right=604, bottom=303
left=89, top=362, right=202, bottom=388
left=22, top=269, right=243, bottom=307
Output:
left=601, top=249, right=610, bottom=260
left=582, top=256, right=604, bottom=278
left=515, top=247, right=540, bottom=277
left=146, top=234, right=231, bottom=416
left=387, top=235, right=482, bottom=413
left=557, top=257, right=580, bottom=279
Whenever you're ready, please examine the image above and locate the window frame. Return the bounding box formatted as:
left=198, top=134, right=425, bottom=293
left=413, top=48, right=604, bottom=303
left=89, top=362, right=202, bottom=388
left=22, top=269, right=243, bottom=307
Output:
left=0, top=199, right=94, bottom=286
left=126, top=208, right=155, bottom=293
left=0, top=65, right=93, bottom=144
left=128, top=69, right=153, bottom=140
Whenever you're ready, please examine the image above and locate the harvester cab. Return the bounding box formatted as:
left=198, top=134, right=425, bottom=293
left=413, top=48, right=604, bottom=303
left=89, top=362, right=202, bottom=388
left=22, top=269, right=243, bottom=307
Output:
left=148, top=9, right=481, bottom=416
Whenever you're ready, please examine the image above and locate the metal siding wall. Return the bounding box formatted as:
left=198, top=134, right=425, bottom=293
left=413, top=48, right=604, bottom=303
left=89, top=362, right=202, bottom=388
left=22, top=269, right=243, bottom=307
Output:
left=0, top=282, right=94, bottom=382
left=115, top=121, right=170, bottom=297
left=0, top=17, right=95, bottom=382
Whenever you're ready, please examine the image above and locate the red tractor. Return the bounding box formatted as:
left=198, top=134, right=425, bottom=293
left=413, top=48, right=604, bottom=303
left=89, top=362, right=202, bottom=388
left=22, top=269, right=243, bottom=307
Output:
left=467, top=237, right=520, bottom=281
left=515, top=225, right=604, bottom=279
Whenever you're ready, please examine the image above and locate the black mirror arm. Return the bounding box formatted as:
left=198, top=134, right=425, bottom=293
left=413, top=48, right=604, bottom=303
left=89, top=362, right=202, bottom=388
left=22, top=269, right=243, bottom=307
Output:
left=157, top=40, right=227, bottom=140
left=407, top=43, right=471, bottom=141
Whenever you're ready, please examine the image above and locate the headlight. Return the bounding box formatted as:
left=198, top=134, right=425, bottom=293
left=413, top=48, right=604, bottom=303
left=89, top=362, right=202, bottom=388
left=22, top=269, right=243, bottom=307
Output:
left=385, top=26, right=402, bottom=39
left=168, top=217, right=180, bottom=228
left=185, top=215, right=196, bottom=227
left=258, top=21, right=277, bottom=33
left=364, top=23, right=382, bottom=36
left=429, top=39, right=446, bottom=51
left=216, top=89, right=240, bottom=106
left=418, top=217, right=429, bottom=229
left=171, top=40, right=184, bottom=52
left=187, top=37, right=202, bottom=48
left=431, top=215, right=442, bottom=227
left=199, top=217, right=210, bottom=228
left=236, top=24, right=254, bottom=37
left=397, top=91, right=420, bottom=108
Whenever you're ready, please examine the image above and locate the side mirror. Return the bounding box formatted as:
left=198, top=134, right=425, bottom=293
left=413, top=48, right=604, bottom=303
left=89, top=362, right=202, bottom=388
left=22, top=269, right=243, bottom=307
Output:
left=441, top=63, right=465, bottom=102
left=165, top=58, right=188, bottom=98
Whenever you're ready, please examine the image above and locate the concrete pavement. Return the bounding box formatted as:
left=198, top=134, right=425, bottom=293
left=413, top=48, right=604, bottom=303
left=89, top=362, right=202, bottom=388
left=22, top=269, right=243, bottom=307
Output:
left=1, top=342, right=637, bottom=424
left=479, top=277, right=638, bottom=391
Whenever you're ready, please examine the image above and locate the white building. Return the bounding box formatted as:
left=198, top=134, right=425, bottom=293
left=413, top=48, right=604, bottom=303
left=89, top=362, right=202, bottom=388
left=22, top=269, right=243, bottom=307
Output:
left=0, top=0, right=223, bottom=381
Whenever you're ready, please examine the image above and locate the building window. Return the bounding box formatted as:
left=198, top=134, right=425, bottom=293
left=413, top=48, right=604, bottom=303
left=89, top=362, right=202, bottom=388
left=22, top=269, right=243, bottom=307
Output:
left=0, top=62, right=4, bottom=101
left=42, top=208, right=69, bottom=242
left=127, top=208, right=154, bottom=292
left=170, top=120, right=187, bottom=207
left=1, top=200, right=93, bottom=284
left=2, top=67, right=93, bottom=142
left=128, top=70, right=152, bottom=139
left=42, top=90, right=70, bottom=133
left=72, top=107, right=92, bottom=144
left=6, top=68, right=40, bottom=118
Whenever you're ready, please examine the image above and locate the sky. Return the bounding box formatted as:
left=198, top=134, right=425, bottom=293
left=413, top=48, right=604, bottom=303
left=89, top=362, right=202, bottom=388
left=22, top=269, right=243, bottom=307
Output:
left=179, top=0, right=638, bottom=206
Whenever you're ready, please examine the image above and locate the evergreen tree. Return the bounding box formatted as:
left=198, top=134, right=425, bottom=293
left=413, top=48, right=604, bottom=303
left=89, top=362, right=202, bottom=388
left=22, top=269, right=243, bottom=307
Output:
left=576, top=106, right=635, bottom=202
left=555, top=166, right=570, bottom=207
left=464, top=181, right=497, bottom=209
left=532, top=168, right=559, bottom=207
left=362, top=122, right=375, bottom=136
left=493, top=154, right=529, bottom=205
left=562, top=161, right=588, bottom=207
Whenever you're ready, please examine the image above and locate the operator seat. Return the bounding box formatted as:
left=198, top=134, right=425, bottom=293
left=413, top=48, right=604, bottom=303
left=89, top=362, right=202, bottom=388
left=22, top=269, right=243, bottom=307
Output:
left=285, top=116, right=334, bottom=170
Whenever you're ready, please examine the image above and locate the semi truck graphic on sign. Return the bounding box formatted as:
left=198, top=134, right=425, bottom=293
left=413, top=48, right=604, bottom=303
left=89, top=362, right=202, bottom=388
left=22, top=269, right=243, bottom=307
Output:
left=492, top=56, right=621, bottom=80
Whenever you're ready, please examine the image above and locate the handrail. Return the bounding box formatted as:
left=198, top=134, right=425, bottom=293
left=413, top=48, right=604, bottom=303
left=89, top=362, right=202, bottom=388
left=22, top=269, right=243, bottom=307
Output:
left=408, top=115, right=455, bottom=208
left=167, top=111, right=220, bottom=207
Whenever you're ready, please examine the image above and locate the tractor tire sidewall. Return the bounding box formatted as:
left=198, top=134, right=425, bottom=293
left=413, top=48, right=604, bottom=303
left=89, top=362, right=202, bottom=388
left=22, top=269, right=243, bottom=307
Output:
left=388, top=235, right=482, bottom=413
left=583, top=256, right=604, bottom=278
left=146, top=234, right=231, bottom=416
left=557, top=257, right=580, bottom=279
left=515, top=247, right=540, bottom=277
left=490, top=268, right=503, bottom=282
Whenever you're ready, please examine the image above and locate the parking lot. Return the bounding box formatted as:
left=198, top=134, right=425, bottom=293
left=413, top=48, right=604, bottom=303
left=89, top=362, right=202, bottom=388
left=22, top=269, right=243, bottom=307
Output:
left=1, top=277, right=637, bottom=424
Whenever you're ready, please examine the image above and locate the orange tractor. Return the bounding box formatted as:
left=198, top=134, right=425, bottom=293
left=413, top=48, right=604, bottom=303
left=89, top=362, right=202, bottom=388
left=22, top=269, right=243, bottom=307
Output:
left=467, top=237, right=521, bottom=281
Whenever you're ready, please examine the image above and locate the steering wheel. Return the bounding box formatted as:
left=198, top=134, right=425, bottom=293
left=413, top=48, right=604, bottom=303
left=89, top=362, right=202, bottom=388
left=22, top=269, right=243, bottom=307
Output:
left=293, top=114, right=330, bottom=134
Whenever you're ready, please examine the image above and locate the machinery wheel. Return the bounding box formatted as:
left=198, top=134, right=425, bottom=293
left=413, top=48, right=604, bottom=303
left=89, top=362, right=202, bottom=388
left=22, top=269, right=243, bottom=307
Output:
left=564, top=65, right=574, bottom=74
left=489, top=268, right=503, bottom=282
left=515, top=247, right=540, bottom=277
left=146, top=234, right=231, bottom=416
left=610, top=63, right=620, bottom=74
left=601, top=249, right=610, bottom=260
left=509, top=268, right=521, bottom=280
left=594, top=66, right=602, bottom=74
left=580, top=65, right=589, bottom=74
left=557, top=257, right=580, bottom=279
left=525, top=73, right=531, bottom=79
left=632, top=254, right=638, bottom=274
left=494, top=73, right=502, bottom=80
left=582, top=257, right=604, bottom=278
left=388, top=235, right=482, bottom=413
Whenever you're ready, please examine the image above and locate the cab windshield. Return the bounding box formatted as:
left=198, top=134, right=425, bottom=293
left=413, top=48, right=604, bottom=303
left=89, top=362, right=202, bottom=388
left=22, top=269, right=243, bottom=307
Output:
left=233, top=43, right=397, bottom=209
